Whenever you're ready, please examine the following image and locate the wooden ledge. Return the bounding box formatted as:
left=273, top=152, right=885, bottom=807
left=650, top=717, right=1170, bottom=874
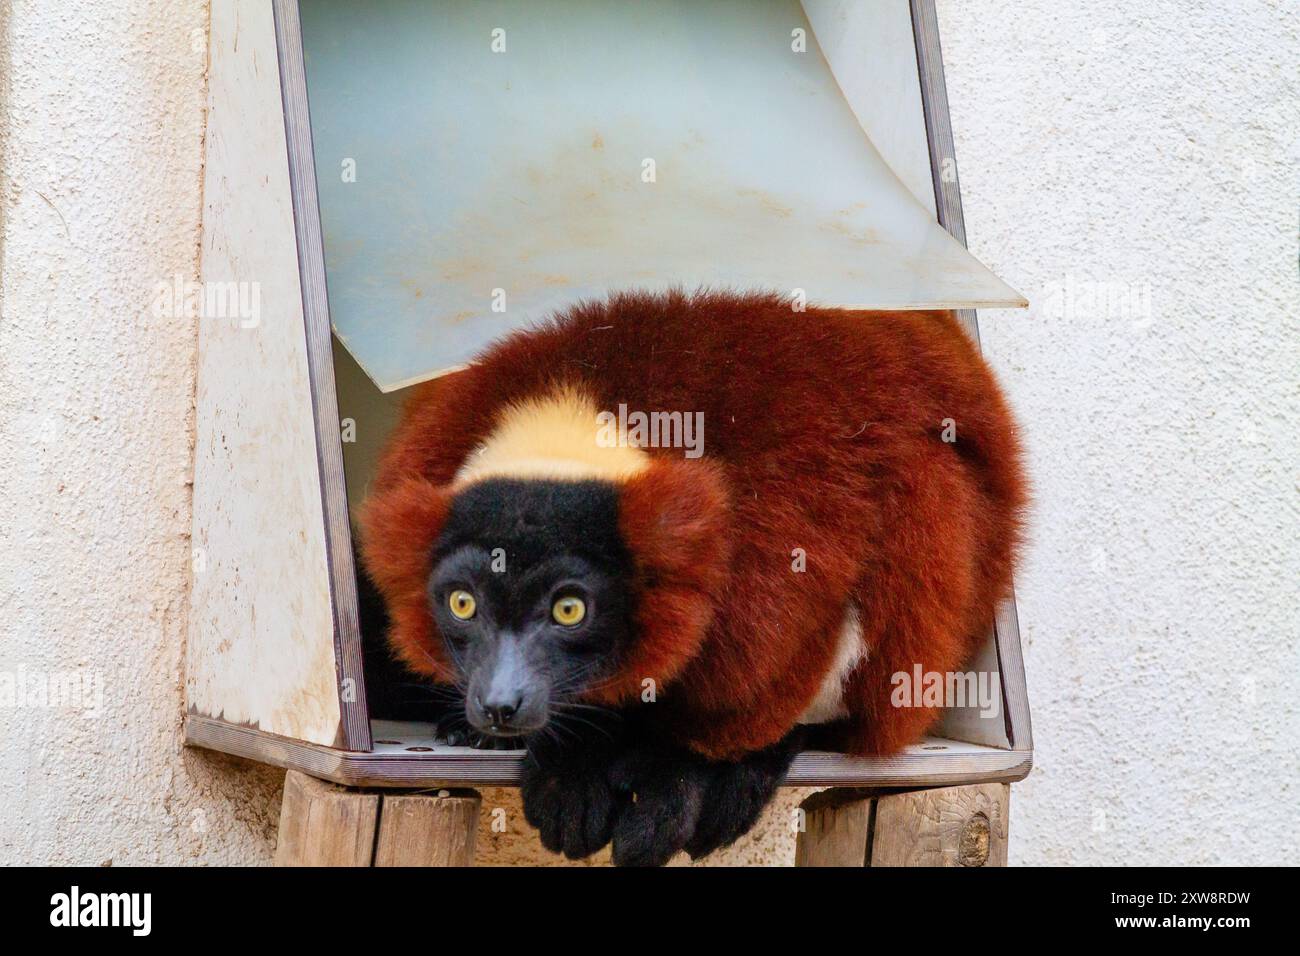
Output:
left=187, top=715, right=1032, bottom=790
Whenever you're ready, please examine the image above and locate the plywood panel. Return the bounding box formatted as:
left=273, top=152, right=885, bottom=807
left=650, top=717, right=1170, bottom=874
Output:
left=186, top=0, right=342, bottom=746
left=935, top=627, right=1011, bottom=748
left=187, top=716, right=1032, bottom=789
left=299, top=0, right=1025, bottom=392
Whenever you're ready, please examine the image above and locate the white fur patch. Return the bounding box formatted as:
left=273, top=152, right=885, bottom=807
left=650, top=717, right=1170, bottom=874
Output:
left=796, top=601, right=868, bottom=725
left=455, top=386, right=651, bottom=487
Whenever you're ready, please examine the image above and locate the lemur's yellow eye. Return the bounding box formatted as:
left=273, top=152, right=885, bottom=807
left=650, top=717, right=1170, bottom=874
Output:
left=552, top=596, right=586, bottom=627
left=448, top=590, right=477, bottom=621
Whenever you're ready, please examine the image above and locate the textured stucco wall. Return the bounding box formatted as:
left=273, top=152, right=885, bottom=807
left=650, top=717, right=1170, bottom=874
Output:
left=0, top=0, right=284, bottom=865
left=940, top=0, right=1300, bottom=864
left=1, top=0, right=1295, bottom=866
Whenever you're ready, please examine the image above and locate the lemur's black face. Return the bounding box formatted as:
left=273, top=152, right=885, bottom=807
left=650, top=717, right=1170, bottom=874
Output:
left=428, top=479, right=635, bottom=739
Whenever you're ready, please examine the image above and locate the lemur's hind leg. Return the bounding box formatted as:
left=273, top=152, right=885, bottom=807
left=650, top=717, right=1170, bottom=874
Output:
left=834, top=457, right=983, bottom=755
left=607, top=729, right=805, bottom=866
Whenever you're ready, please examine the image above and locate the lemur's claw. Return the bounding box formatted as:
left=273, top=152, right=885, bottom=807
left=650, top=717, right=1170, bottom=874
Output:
left=439, top=726, right=523, bottom=750
left=439, top=726, right=470, bottom=747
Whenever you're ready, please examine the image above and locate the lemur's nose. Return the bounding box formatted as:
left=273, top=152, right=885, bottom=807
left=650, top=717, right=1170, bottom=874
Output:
left=482, top=696, right=521, bottom=727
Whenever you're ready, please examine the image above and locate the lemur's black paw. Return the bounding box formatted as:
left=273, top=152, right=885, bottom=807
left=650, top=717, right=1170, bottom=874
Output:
left=520, top=748, right=620, bottom=860
left=439, top=726, right=472, bottom=747
left=684, top=761, right=783, bottom=859
left=685, top=730, right=806, bottom=860
left=608, top=749, right=710, bottom=867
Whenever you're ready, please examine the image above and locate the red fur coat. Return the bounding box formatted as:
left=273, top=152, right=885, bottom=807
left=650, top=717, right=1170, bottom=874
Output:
left=362, top=290, right=1026, bottom=760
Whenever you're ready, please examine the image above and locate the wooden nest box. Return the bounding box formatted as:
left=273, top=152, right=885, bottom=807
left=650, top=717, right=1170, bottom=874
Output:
left=185, top=0, right=1032, bottom=794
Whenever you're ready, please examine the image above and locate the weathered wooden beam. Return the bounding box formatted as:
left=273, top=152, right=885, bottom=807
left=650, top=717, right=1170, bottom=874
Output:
left=274, top=769, right=380, bottom=866
left=795, top=789, right=874, bottom=867
left=374, top=790, right=481, bottom=867
left=871, top=782, right=1010, bottom=866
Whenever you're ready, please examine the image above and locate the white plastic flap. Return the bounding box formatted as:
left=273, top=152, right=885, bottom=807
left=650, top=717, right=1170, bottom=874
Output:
left=301, top=0, right=1026, bottom=392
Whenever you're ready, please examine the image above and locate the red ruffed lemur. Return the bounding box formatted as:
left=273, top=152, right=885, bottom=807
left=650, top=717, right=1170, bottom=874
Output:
left=360, top=289, right=1026, bottom=866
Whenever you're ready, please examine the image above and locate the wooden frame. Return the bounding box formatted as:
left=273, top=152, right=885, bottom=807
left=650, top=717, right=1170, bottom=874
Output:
left=187, top=0, right=344, bottom=748
left=272, top=0, right=371, bottom=752
left=185, top=0, right=1031, bottom=787
left=190, top=715, right=1030, bottom=789
left=911, top=0, right=1033, bottom=754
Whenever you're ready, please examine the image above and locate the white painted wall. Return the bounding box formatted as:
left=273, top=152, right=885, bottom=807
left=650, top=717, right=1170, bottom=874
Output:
left=0, top=0, right=1295, bottom=865
left=940, top=0, right=1300, bottom=864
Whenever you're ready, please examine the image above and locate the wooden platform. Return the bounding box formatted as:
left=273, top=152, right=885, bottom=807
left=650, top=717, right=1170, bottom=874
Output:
left=795, top=783, right=1012, bottom=867
left=271, top=767, right=1014, bottom=867
left=275, top=770, right=481, bottom=866
left=187, top=716, right=1031, bottom=790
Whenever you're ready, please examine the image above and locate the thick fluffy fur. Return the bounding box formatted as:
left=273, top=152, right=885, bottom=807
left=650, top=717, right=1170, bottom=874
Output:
left=362, top=289, right=1026, bottom=761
